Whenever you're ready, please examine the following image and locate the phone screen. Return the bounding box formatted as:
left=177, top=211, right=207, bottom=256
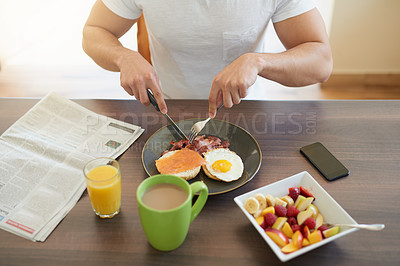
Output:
left=300, top=142, right=349, bottom=181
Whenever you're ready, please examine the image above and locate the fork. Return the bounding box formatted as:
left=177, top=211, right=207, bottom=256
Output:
left=188, top=104, right=224, bottom=143
left=326, top=223, right=385, bottom=231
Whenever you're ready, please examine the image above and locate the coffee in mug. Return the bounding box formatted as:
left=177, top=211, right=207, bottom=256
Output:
left=142, top=183, right=187, bottom=210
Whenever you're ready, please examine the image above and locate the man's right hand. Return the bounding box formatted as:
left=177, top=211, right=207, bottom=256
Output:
left=118, top=50, right=167, bottom=114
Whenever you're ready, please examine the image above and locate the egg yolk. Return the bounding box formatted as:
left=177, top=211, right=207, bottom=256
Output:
left=212, top=160, right=232, bottom=173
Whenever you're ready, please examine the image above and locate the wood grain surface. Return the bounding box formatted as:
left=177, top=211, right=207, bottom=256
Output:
left=0, top=98, right=399, bottom=266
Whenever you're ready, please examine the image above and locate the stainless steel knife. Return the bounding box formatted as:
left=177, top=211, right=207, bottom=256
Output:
left=146, top=90, right=188, bottom=140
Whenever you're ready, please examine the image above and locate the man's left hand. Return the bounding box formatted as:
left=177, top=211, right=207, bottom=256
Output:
left=208, top=53, right=260, bottom=118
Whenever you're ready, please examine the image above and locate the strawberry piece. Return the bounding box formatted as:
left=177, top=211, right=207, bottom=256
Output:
left=318, top=224, right=329, bottom=234
left=288, top=187, right=300, bottom=202
left=300, top=223, right=305, bottom=232
left=259, top=219, right=268, bottom=230
left=264, top=213, right=277, bottom=227
left=300, top=186, right=314, bottom=198
left=287, top=217, right=297, bottom=226
left=274, top=205, right=287, bottom=217
left=291, top=224, right=301, bottom=233
left=304, top=217, right=316, bottom=230
left=287, top=206, right=300, bottom=217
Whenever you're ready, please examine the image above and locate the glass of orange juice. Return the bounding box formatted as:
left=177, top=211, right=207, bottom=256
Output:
left=83, top=157, right=121, bottom=218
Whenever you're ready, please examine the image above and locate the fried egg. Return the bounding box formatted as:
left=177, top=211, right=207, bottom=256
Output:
left=155, top=148, right=205, bottom=180
left=202, top=148, right=244, bottom=182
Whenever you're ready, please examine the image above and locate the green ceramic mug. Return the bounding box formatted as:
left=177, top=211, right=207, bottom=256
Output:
left=136, top=174, right=208, bottom=251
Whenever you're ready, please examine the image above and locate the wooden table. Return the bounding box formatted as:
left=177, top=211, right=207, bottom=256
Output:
left=0, top=98, right=399, bottom=265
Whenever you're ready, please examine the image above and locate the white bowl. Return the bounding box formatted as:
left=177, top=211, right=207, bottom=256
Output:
left=234, top=171, right=358, bottom=262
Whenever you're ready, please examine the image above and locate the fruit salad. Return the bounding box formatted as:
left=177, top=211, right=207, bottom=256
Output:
left=244, top=186, right=340, bottom=254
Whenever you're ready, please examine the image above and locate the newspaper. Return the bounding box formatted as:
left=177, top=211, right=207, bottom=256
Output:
left=0, top=92, right=144, bottom=241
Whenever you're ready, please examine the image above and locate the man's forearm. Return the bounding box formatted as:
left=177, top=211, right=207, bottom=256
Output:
left=256, top=41, right=333, bottom=87
left=82, top=25, right=133, bottom=72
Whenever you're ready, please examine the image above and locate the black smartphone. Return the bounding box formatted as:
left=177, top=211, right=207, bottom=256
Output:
left=300, top=142, right=349, bottom=181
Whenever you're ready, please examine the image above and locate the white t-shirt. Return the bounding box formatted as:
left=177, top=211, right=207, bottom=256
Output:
left=102, top=0, right=315, bottom=99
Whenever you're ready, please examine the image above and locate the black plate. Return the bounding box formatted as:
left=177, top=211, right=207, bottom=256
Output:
left=141, top=119, right=262, bottom=195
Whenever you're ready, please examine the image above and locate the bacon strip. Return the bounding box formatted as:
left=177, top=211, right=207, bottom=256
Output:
left=161, top=135, right=230, bottom=156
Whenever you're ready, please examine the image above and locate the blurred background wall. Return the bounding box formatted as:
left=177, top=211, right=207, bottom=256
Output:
left=329, top=0, right=400, bottom=74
